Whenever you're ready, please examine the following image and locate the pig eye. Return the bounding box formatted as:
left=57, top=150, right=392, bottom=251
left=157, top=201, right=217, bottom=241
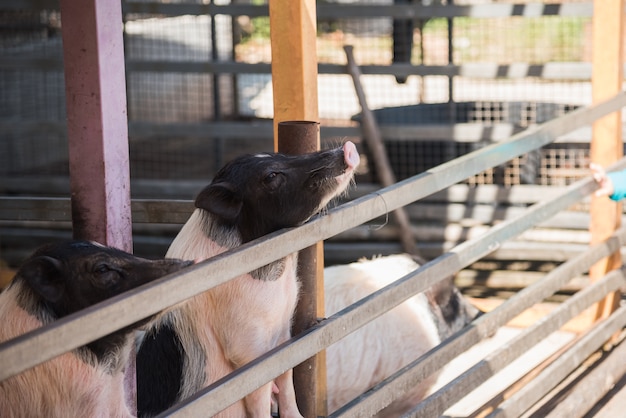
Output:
left=262, top=171, right=284, bottom=190
left=92, top=263, right=122, bottom=287
left=263, top=171, right=282, bottom=186
left=94, top=263, right=111, bottom=274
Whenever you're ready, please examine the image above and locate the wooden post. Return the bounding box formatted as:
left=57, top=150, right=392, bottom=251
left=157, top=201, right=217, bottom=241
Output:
left=60, top=0, right=134, bottom=411
left=269, top=0, right=319, bottom=145
left=269, top=1, right=326, bottom=416
left=589, top=0, right=624, bottom=321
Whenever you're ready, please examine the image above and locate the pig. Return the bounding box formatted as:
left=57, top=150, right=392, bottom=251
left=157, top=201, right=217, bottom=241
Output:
left=0, top=240, right=193, bottom=418
left=137, top=142, right=360, bottom=417
left=324, top=254, right=481, bottom=417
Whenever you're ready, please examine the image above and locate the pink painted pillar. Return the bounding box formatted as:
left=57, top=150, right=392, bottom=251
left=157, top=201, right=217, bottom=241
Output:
left=60, top=0, right=132, bottom=253
left=60, top=0, right=134, bottom=413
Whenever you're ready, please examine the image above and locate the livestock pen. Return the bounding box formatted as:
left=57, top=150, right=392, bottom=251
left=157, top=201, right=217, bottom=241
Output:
left=2, top=92, right=626, bottom=417
left=2, top=0, right=626, bottom=417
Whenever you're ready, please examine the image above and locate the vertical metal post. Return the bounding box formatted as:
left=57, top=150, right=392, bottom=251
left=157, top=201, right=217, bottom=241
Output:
left=589, top=0, right=624, bottom=322
left=60, top=0, right=132, bottom=253
left=60, top=0, right=134, bottom=411
left=277, top=121, right=326, bottom=418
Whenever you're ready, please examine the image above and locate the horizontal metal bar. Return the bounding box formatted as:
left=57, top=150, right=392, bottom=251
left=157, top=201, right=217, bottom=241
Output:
left=0, top=1, right=594, bottom=19
left=0, top=58, right=600, bottom=81
left=123, top=2, right=595, bottom=19
left=0, top=176, right=204, bottom=199
left=0, top=120, right=591, bottom=144
left=0, top=94, right=624, bottom=387
left=121, top=61, right=600, bottom=80
left=0, top=197, right=70, bottom=222
left=122, top=2, right=269, bottom=17
left=488, top=303, right=626, bottom=418
left=316, top=3, right=594, bottom=19
left=128, top=120, right=273, bottom=139
left=0, top=0, right=58, bottom=9
left=124, top=60, right=271, bottom=74
left=404, top=267, right=626, bottom=418
left=0, top=197, right=193, bottom=224
left=129, top=122, right=593, bottom=144
left=319, top=62, right=595, bottom=80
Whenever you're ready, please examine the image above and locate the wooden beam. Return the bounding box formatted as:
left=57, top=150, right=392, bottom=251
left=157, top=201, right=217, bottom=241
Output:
left=589, top=0, right=625, bottom=322
left=269, top=0, right=319, bottom=145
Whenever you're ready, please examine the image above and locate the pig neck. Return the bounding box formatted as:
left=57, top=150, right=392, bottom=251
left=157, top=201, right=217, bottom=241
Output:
left=11, top=280, right=132, bottom=375
left=170, top=208, right=287, bottom=281
left=162, top=209, right=298, bottom=399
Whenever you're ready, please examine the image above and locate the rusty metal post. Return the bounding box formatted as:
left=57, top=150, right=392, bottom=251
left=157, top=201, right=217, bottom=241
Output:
left=60, top=0, right=132, bottom=253
left=277, top=121, right=326, bottom=417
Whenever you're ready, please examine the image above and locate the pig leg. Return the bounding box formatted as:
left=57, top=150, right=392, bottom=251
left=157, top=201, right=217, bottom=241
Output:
left=267, top=324, right=302, bottom=418
left=274, top=369, right=302, bottom=418
left=240, top=367, right=301, bottom=418
left=242, top=382, right=275, bottom=417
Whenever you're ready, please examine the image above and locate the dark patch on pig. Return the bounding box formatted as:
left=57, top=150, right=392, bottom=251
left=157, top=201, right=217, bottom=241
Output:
left=405, top=253, right=482, bottom=341
left=137, top=323, right=184, bottom=416
left=425, top=276, right=482, bottom=341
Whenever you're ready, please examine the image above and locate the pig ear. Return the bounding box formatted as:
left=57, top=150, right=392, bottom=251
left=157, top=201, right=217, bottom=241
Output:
left=195, top=182, right=243, bottom=222
left=425, top=276, right=460, bottom=324
left=19, top=256, right=65, bottom=303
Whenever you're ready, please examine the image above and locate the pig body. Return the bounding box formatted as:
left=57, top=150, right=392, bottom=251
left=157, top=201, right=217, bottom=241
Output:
left=324, top=254, right=480, bottom=417
left=0, top=240, right=192, bottom=418
left=137, top=142, right=360, bottom=417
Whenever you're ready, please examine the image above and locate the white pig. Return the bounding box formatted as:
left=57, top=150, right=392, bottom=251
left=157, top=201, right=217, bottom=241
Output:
left=325, top=254, right=480, bottom=417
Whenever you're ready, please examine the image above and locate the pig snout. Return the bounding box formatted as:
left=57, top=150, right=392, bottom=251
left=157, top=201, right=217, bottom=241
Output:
left=343, top=141, right=360, bottom=170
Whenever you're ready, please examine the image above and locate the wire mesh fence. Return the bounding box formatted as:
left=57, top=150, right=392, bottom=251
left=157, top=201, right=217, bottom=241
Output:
left=0, top=0, right=615, bottom=187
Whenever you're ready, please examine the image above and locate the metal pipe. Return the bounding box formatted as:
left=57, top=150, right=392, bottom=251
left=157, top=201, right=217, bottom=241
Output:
left=277, top=120, right=326, bottom=418
left=60, top=0, right=132, bottom=253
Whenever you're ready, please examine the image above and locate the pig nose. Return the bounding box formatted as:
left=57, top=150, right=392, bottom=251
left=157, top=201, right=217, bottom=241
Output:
left=343, top=141, right=360, bottom=169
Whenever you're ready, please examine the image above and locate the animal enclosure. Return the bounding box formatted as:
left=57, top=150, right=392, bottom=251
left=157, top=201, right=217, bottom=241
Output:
left=1, top=93, right=626, bottom=416
left=1, top=0, right=626, bottom=417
